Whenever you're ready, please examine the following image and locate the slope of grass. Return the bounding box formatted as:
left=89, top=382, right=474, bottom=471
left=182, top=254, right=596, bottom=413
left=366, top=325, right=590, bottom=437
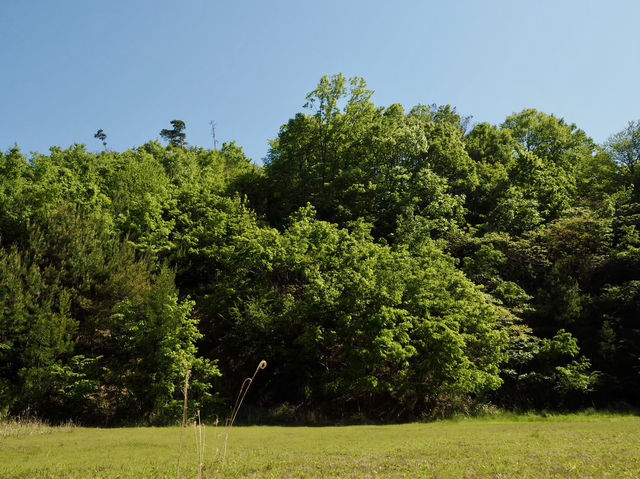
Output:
left=1, top=414, right=638, bottom=478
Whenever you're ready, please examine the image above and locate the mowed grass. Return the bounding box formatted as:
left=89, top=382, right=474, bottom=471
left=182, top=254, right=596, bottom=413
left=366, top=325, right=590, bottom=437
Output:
left=1, top=414, right=639, bottom=478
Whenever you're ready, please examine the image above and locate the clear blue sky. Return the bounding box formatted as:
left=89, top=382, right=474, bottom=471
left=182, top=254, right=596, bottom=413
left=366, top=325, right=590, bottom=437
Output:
left=2, top=0, right=639, bottom=163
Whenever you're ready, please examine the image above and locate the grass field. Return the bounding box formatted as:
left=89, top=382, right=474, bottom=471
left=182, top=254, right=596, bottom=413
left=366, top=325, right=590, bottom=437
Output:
left=1, top=414, right=639, bottom=478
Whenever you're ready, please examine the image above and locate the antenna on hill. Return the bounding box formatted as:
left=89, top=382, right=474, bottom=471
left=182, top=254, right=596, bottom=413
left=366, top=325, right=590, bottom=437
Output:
left=210, top=120, right=219, bottom=151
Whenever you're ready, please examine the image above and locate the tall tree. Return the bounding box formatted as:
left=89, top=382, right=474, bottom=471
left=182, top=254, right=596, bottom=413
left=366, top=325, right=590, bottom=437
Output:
left=607, top=120, right=640, bottom=195
left=160, top=120, right=187, bottom=148
left=94, top=129, right=108, bottom=150
left=262, top=74, right=472, bottom=241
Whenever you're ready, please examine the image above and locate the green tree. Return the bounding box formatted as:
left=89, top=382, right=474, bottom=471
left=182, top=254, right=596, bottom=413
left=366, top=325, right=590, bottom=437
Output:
left=160, top=120, right=187, bottom=148
left=196, top=206, right=508, bottom=418
left=0, top=204, right=218, bottom=423
left=262, top=74, right=473, bottom=242
left=465, top=123, right=515, bottom=224
left=94, top=129, right=107, bottom=150
left=606, top=120, right=640, bottom=196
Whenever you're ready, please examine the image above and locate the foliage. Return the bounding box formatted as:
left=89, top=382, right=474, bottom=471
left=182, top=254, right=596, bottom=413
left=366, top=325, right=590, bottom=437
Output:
left=94, top=129, right=107, bottom=150
left=160, top=120, right=187, bottom=148
left=261, top=74, right=469, bottom=241
left=205, top=206, right=507, bottom=418
left=1, top=74, right=640, bottom=423
left=606, top=120, right=640, bottom=193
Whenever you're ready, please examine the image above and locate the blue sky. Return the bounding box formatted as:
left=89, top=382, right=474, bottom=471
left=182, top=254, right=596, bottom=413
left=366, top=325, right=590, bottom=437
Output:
left=1, top=0, right=638, bottom=163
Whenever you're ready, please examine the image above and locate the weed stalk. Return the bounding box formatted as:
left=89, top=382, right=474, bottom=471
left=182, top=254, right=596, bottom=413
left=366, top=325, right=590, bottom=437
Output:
left=177, top=368, right=191, bottom=479
left=218, top=360, right=267, bottom=472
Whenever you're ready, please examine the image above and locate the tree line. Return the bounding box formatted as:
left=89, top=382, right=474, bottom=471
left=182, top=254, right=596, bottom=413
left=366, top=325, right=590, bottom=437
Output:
left=1, top=74, right=638, bottom=424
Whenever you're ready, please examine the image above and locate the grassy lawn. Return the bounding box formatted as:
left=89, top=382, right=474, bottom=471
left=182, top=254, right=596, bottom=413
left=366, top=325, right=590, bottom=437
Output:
left=1, top=414, right=639, bottom=478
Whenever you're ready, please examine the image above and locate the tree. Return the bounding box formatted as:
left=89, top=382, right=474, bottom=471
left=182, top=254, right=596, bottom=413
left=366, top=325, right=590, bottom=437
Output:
left=606, top=120, right=640, bottom=195
left=160, top=120, right=187, bottom=148
left=464, top=123, right=515, bottom=224
left=94, top=129, right=107, bottom=150
left=261, top=74, right=473, bottom=241
left=501, top=109, right=595, bottom=171
left=196, top=205, right=508, bottom=418
left=0, top=205, right=219, bottom=423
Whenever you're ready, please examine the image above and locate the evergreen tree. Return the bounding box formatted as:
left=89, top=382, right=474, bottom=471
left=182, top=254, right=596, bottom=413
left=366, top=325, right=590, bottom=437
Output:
left=160, top=120, right=187, bottom=148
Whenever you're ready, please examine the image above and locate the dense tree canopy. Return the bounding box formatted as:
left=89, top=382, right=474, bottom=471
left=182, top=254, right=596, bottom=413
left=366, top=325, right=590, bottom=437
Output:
left=0, top=75, right=638, bottom=424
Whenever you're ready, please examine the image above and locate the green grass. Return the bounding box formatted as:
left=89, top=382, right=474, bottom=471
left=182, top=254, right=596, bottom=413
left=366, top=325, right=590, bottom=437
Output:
left=1, top=414, right=639, bottom=478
